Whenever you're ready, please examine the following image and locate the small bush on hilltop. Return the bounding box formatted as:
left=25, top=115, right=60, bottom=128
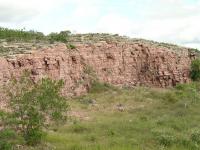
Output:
left=48, top=30, right=71, bottom=43
left=0, top=72, right=69, bottom=148
left=68, top=44, right=76, bottom=49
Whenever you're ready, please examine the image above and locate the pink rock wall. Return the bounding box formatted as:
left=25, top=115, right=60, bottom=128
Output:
left=0, top=42, right=195, bottom=97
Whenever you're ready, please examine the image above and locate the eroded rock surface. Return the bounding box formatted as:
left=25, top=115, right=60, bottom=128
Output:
left=0, top=38, right=197, bottom=97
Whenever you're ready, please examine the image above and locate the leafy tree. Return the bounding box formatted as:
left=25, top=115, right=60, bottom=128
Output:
left=4, top=72, right=69, bottom=146
left=191, top=59, right=200, bottom=81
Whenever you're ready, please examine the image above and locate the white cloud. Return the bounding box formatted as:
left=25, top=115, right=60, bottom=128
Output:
left=122, top=0, right=200, bottom=49
left=0, top=0, right=200, bottom=49
left=0, top=5, right=37, bottom=22
left=0, top=0, right=68, bottom=22
left=0, top=0, right=66, bottom=11
left=96, top=14, right=135, bottom=35
left=72, top=2, right=100, bottom=19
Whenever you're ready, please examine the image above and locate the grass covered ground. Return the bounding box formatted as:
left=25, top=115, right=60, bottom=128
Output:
left=38, top=82, right=200, bottom=150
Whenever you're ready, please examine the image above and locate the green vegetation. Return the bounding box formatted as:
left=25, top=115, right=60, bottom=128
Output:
left=0, top=27, right=45, bottom=42
left=0, top=128, right=20, bottom=150
left=48, top=31, right=71, bottom=43
left=0, top=27, right=70, bottom=43
left=2, top=63, right=200, bottom=149
left=67, top=44, right=76, bottom=49
left=0, top=72, right=69, bottom=149
left=0, top=27, right=74, bottom=56
left=191, top=59, right=200, bottom=81
left=41, top=82, right=200, bottom=150
left=1, top=77, right=200, bottom=149
left=89, top=81, right=117, bottom=94
left=1, top=27, right=200, bottom=149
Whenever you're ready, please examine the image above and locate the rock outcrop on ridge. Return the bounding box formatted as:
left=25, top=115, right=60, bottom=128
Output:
left=0, top=34, right=198, bottom=97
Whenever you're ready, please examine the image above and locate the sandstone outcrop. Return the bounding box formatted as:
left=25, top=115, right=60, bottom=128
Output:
left=0, top=36, right=198, bottom=97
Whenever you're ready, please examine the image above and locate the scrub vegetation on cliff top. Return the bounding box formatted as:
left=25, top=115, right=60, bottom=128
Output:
left=0, top=27, right=71, bottom=43
left=0, top=27, right=77, bottom=56
left=1, top=27, right=199, bottom=54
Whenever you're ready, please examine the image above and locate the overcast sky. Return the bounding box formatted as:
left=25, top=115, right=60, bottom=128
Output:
left=0, top=0, right=200, bottom=49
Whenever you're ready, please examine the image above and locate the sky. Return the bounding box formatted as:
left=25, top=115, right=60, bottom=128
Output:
left=0, top=0, right=200, bottom=49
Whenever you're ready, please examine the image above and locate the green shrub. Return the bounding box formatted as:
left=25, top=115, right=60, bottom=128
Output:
left=4, top=72, right=69, bottom=146
left=158, top=83, right=200, bottom=104
left=24, top=128, right=45, bottom=146
left=175, top=83, right=200, bottom=104
left=72, top=124, right=90, bottom=133
left=68, top=44, right=76, bottom=49
left=191, top=59, right=200, bottom=81
left=0, top=141, right=12, bottom=150
left=191, top=129, right=200, bottom=144
left=89, top=81, right=114, bottom=93
left=0, top=129, right=16, bottom=150
left=82, top=65, right=117, bottom=93
left=158, top=134, right=176, bottom=147
left=48, top=31, right=70, bottom=43
left=152, top=129, right=177, bottom=147
left=163, top=91, right=179, bottom=103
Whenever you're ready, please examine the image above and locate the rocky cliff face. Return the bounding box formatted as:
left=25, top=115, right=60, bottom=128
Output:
left=0, top=36, right=197, bottom=97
